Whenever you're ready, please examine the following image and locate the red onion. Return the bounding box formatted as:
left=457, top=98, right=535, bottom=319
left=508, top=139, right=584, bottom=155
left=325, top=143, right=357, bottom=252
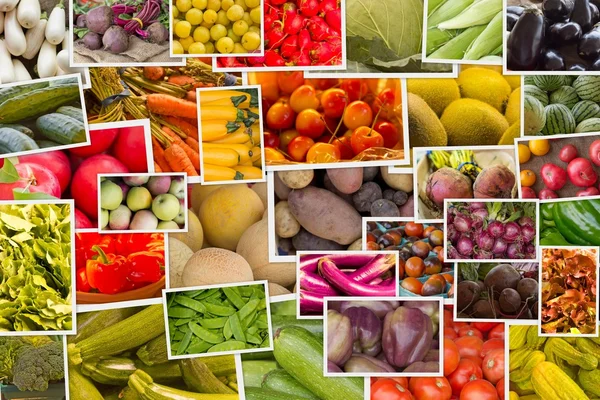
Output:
left=507, top=242, right=525, bottom=259
left=446, top=225, right=460, bottom=243
left=518, top=216, right=535, bottom=227
left=457, top=236, right=474, bottom=256
left=448, top=245, right=461, bottom=259
left=492, top=238, right=508, bottom=255
left=469, top=202, right=487, bottom=211
left=503, top=221, right=521, bottom=243
left=474, top=249, right=494, bottom=259
left=472, top=208, right=489, bottom=221
left=453, top=214, right=472, bottom=233
left=488, top=220, right=505, bottom=238
left=476, top=230, right=495, bottom=251
left=521, top=225, right=536, bottom=243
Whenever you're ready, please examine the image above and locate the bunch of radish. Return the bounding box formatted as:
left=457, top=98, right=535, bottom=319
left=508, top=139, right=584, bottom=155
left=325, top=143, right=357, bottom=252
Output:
left=0, top=0, right=86, bottom=85
left=216, top=0, right=342, bottom=68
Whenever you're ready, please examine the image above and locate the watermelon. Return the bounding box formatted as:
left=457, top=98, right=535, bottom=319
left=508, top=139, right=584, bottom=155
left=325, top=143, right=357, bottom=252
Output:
left=541, top=103, right=576, bottom=135
left=533, top=75, right=570, bottom=92
left=572, top=100, right=600, bottom=124
left=524, top=85, right=549, bottom=106
left=575, top=118, right=600, bottom=133
left=524, top=76, right=536, bottom=85
left=573, top=76, right=600, bottom=102
left=524, top=95, right=546, bottom=135
left=549, top=86, right=580, bottom=109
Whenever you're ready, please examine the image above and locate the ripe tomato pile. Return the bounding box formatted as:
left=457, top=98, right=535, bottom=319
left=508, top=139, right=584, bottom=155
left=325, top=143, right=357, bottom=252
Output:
left=255, top=73, right=404, bottom=164
left=370, top=306, right=505, bottom=400
left=216, top=0, right=342, bottom=68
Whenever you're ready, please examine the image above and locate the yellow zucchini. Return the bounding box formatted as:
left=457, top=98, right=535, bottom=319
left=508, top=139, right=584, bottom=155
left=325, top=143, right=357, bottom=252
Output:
left=200, top=105, right=245, bottom=121
left=202, top=146, right=240, bottom=167
left=203, top=143, right=253, bottom=164
left=233, top=165, right=263, bottom=180
left=203, top=164, right=244, bottom=181
left=201, top=120, right=246, bottom=141
left=209, top=124, right=259, bottom=144
left=200, top=91, right=250, bottom=107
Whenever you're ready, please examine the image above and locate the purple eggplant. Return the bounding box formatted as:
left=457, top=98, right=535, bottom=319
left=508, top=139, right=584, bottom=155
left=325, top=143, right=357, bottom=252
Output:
left=571, top=0, right=594, bottom=32
left=579, top=24, right=600, bottom=59
left=543, top=0, right=574, bottom=21
left=551, top=21, right=583, bottom=43
left=541, top=49, right=566, bottom=70
left=507, top=5, right=525, bottom=15
left=591, top=2, right=600, bottom=22
left=327, top=310, right=353, bottom=367
left=508, top=7, right=545, bottom=70
left=507, top=13, right=520, bottom=31
left=343, top=354, right=396, bottom=373
left=339, top=301, right=400, bottom=318
left=382, top=307, right=433, bottom=368
left=569, top=63, right=587, bottom=70
left=342, top=306, right=383, bottom=356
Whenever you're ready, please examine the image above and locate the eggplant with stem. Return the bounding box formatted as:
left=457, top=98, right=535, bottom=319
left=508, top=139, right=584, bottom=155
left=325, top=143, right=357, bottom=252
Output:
left=508, top=7, right=545, bottom=70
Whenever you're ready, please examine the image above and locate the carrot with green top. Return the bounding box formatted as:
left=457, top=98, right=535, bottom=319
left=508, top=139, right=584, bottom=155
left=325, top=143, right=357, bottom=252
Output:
left=153, top=162, right=162, bottom=172
left=164, top=144, right=198, bottom=176
left=146, top=94, right=198, bottom=119
left=162, top=126, right=200, bottom=171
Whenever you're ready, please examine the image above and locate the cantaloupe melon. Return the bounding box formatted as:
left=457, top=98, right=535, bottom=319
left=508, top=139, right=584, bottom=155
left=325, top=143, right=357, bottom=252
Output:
left=406, top=78, right=460, bottom=116
left=170, top=209, right=203, bottom=252
left=251, top=182, right=268, bottom=209
left=457, top=68, right=512, bottom=113
left=199, top=184, right=264, bottom=250
left=182, top=247, right=254, bottom=287
left=505, top=87, right=521, bottom=125
left=236, top=218, right=296, bottom=287
left=191, top=184, right=224, bottom=213
left=268, top=283, right=291, bottom=296
left=440, top=98, right=509, bottom=146
left=168, top=238, right=194, bottom=288
left=407, top=93, right=447, bottom=147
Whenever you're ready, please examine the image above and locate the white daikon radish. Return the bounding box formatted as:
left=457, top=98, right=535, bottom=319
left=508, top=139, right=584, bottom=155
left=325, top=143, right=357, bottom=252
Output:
left=37, top=39, right=57, bottom=78
left=0, top=39, right=15, bottom=83
left=23, top=17, right=46, bottom=59
left=17, top=0, right=40, bottom=29
left=45, top=1, right=64, bottom=45
left=12, top=59, right=32, bottom=81
left=4, top=9, right=26, bottom=56
left=0, top=0, right=18, bottom=13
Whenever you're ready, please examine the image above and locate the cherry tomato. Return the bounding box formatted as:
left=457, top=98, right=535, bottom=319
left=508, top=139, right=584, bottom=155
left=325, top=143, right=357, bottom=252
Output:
left=459, top=380, right=499, bottom=400
left=454, top=336, right=484, bottom=359
left=321, top=88, right=348, bottom=118
left=261, top=98, right=273, bottom=120
left=350, top=126, right=384, bottom=155
left=373, top=120, right=400, bottom=148
left=409, top=377, right=452, bottom=400
left=306, top=142, right=341, bottom=163
left=288, top=136, right=315, bottom=162
left=267, top=99, right=295, bottom=130
left=488, top=324, right=505, bottom=340
left=264, top=147, right=286, bottom=162
left=372, top=88, right=396, bottom=119
left=482, top=348, right=504, bottom=385
left=263, top=131, right=280, bottom=148
left=371, top=378, right=414, bottom=400
left=344, top=101, right=373, bottom=130
left=279, top=129, right=300, bottom=151
left=458, top=326, right=483, bottom=339
left=295, top=109, right=326, bottom=138
left=496, top=378, right=505, bottom=400
left=404, top=222, right=424, bottom=237
left=444, top=337, right=460, bottom=376
left=447, top=358, right=483, bottom=396
left=472, top=322, right=499, bottom=333
left=340, top=79, right=369, bottom=102
left=332, top=136, right=354, bottom=160
left=277, top=71, right=305, bottom=94
left=290, top=84, right=320, bottom=113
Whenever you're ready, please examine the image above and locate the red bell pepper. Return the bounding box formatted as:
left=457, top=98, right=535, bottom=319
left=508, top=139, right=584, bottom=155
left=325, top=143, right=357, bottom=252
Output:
left=76, top=234, right=115, bottom=270
left=86, top=245, right=127, bottom=294
left=115, top=233, right=164, bottom=256
left=76, top=269, right=91, bottom=292
left=126, top=251, right=165, bottom=283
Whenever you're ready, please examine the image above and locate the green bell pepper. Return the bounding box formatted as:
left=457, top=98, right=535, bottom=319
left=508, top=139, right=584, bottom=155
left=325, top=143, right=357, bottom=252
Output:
left=539, top=228, right=572, bottom=246
left=552, top=200, right=598, bottom=245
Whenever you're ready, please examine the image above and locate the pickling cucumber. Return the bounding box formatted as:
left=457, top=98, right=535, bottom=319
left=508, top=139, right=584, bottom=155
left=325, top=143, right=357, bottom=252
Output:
left=0, top=127, right=38, bottom=154
left=0, top=84, right=80, bottom=123
left=36, top=113, right=86, bottom=144
left=56, top=105, right=84, bottom=122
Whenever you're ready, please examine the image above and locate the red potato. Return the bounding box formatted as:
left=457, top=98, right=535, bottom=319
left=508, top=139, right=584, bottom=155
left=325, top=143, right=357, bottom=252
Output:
left=326, top=168, right=363, bottom=194
left=521, top=187, right=536, bottom=198
left=75, top=208, right=93, bottom=229
left=567, top=157, right=598, bottom=187
left=111, top=127, right=149, bottom=173
left=559, top=144, right=578, bottom=163
left=540, top=163, right=568, bottom=190
left=539, top=188, right=558, bottom=199
left=590, top=139, right=600, bottom=166
left=0, top=163, right=61, bottom=200
left=69, top=128, right=119, bottom=157
left=577, top=187, right=600, bottom=196
left=18, top=150, right=71, bottom=193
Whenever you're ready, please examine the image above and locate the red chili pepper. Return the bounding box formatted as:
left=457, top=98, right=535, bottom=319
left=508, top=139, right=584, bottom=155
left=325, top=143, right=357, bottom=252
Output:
left=76, top=269, right=91, bottom=292
left=126, top=251, right=165, bottom=283
left=86, top=245, right=127, bottom=294
left=115, top=233, right=162, bottom=256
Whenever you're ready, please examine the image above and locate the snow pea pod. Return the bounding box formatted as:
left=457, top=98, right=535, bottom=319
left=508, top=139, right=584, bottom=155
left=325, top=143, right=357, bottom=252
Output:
left=168, top=307, right=197, bottom=319
left=203, top=302, right=236, bottom=316
left=177, top=330, right=193, bottom=355
left=208, top=340, right=246, bottom=353
left=189, top=322, right=225, bottom=344
left=199, top=317, right=229, bottom=329
left=223, top=287, right=245, bottom=309
left=224, top=319, right=233, bottom=340
left=229, top=313, right=246, bottom=342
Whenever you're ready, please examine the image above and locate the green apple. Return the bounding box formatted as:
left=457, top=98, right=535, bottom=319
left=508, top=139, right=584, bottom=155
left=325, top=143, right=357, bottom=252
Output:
left=168, top=177, right=186, bottom=199
left=108, top=205, right=132, bottom=230
left=100, top=209, right=109, bottom=229
left=157, top=220, right=179, bottom=230
left=127, top=187, right=152, bottom=211
left=130, top=210, right=158, bottom=230
left=173, top=203, right=186, bottom=225
left=100, top=180, right=123, bottom=211
left=151, top=193, right=180, bottom=221
left=124, top=176, right=150, bottom=186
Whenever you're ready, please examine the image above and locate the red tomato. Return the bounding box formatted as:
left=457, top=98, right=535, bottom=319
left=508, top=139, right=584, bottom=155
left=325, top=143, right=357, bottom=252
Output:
left=410, top=377, right=452, bottom=400
left=444, top=309, right=455, bottom=329
left=480, top=338, right=504, bottom=358
left=447, top=359, right=483, bottom=396
left=321, top=88, right=348, bottom=118
left=453, top=322, right=469, bottom=332
left=444, top=327, right=458, bottom=340
left=458, top=326, right=483, bottom=339
left=69, top=128, right=119, bottom=157
left=289, top=85, right=320, bottom=113
left=482, top=348, right=504, bottom=385
left=277, top=71, right=305, bottom=94
left=454, top=336, right=484, bottom=359
left=111, top=126, right=149, bottom=173
left=350, top=126, right=384, bottom=154
left=287, top=136, right=315, bottom=162
left=340, top=79, right=369, bottom=101
left=306, top=142, right=341, bottom=163
left=459, top=380, right=499, bottom=400
left=388, top=377, right=409, bottom=388
left=332, top=136, right=354, bottom=160
left=444, top=337, right=460, bottom=376
left=267, top=99, right=296, bottom=130
left=462, top=355, right=483, bottom=367
left=279, top=129, right=300, bottom=151
left=344, top=101, right=373, bottom=130
left=496, top=378, right=505, bottom=400
left=371, top=378, right=414, bottom=400
left=373, top=120, right=399, bottom=148
left=295, top=109, right=326, bottom=138
left=488, top=324, right=505, bottom=340
left=472, top=322, right=499, bottom=333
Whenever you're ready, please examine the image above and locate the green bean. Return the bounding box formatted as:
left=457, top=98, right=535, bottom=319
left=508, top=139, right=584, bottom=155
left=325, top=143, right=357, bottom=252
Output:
left=177, top=330, right=193, bottom=355
left=168, top=307, right=197, bottom=319
left=229, top=313, right=246, bottom=343
left=223, top=287, right=245, bottom=309
left=189, top=322, right=225, bottom=344
left=174, top=296, right=207, bottom=313
left=203, top=302, right=236, bottom=316
left=199, top=317, right=229, bottom=329
left=208, top=340, right=246, bottom=353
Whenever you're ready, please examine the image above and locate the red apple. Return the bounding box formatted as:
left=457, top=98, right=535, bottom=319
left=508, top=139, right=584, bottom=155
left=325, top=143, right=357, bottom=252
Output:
left=75, top=208, right=93, bottom=229
left=559, top=144, right=578, bottom=163
left=0, top=163, right=61, bottom=200
left=590, top=139, right=600, bottom=166
left=521, top=187, right=537, bottom=198
left=69, top=128, right=119, bottom=157
left=567, top=157, right=598, bottom=187
left=577, top=187, right=600, bottom=196
left=111, top=126, right=149, bottom=172
left=18, top=151, right=71, bottom=193
left=71, top=154, right=129, bottom=218
left=540, top=163, right=568, bottom=190
left=539, top=188, right=558, bottom=199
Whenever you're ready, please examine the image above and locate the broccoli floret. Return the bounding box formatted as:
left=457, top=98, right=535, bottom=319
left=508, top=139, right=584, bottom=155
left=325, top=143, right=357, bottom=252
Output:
left=12, top=341, right=64, bottom=392
left=0, top=338, right=32, bottom=383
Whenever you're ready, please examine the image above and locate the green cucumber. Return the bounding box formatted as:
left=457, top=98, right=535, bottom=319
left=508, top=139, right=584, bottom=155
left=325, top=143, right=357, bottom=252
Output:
left=0, top=124, right=34, bottom=137
left=541, top=103, right=576, bottom=135
left=262, top=369, right=320, bottom=399
left=0, top=127, right=38, bottom=154
left=37, top=113, right=86, bottom=144
left=242, top=360, right=280, bottom=387
left=56, top=105, right=84, bottom=122
left=0, top=84, right=80, bottom=123
left=273, top=327, right=363, bottom=400
left=573, top=76, right=600, bottom=102
left=245, top=387, right=314, bottom=400
left=271, top=315, right=323, bottom=336
left=0, top=81, right=48, bottom=106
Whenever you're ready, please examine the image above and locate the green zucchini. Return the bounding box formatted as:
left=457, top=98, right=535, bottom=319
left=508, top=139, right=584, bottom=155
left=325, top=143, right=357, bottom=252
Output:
left=0, top=124, right=34, bottom=137
left=121, top=387, right=142, bottom=400
left=271, top=315, right=323, bottom=336
left=195, top=355, right=237, bottom=376
left=68, top=305, right=165, bottom=365
left=81, top=357, right=181, bottom=385
left=245, top=387, right=315, bottom=400
left=273, top=327, right=363, bottom=400
left=37, top=113, right=86, bottom=144
left=56, top=106, right=84, bottom=122
left=0, top=127, right=38, bottom=154
left=136, top=335, right=169, bottom=366
left=68, top=364, right=104, bottom=400
left=180, top=357, right=236, bottom=394
left=69, top=307, right=142, bottom=344
left=262, top=369, right=320, bottom=399
left=0, top=84, right=80, bottom=123
left=242, top=360, right=279, bottom=387
left=0, top=81, right=48, bottom=106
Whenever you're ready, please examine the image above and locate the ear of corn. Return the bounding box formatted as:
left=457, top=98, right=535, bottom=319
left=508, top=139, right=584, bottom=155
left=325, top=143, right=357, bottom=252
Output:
left=463, top=11, right=502, bottom=60
left=437, top=0, right=502, bottom=30
left=427, top=0, right=474, bottom=28
left=426, top=28, right=457, bottom=54
left=428, top=25, right=486, bottom=59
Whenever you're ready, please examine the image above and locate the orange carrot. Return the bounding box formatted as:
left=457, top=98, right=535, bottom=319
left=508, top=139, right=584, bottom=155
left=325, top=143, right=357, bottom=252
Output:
left=162, top=126, right=200, bottom=170
left=153, top=161, right=162, bottom=172
left=186, top=90, right=197, bottom=102
left=185, top=136, right=199, bottom=152
left=162, top=115, right=199, bottom=140
left=164, top=144, right=198, bottom=176
left=168, top=75, right=197, bottom=86
left=143, top=67, right=165, bottom=81
left=152, top=137, right=172, bottom=172
left=147, top=93, right=198, bottom=119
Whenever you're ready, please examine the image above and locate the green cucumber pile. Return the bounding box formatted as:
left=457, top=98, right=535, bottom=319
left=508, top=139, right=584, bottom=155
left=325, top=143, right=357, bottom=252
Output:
left=524, top=75, right=600, bottom=136
left=166, top=284, right=271, bottom=356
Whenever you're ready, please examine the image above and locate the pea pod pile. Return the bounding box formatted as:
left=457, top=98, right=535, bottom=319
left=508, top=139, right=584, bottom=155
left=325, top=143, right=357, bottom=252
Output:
left=539, top=199, right=600, bottom=245
left=166, top=284, right=271, bottom=356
